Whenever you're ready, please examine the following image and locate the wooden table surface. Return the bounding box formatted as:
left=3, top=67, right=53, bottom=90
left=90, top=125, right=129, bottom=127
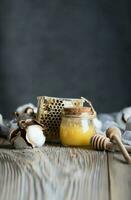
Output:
left=0, top=139, right=131, bottom=200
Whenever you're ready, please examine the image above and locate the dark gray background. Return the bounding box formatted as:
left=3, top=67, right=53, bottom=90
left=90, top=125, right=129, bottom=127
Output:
left=0, top=0, right=131, bottom=118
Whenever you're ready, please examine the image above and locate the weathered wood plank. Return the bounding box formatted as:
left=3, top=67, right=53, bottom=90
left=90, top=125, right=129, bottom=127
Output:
left=108, top=152, right=131, bottom=200
left=0, top=146, right=109, bottom=200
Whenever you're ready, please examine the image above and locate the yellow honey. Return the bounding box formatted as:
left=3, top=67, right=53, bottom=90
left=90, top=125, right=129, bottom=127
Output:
left=60, top=107, right=96, bottom=147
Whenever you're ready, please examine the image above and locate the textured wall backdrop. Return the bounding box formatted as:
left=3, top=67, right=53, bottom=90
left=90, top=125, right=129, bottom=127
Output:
left=0, top=0, right=131, bottom=118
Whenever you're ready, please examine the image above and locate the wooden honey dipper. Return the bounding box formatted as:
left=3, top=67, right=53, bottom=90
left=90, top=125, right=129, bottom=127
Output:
left=91, top=134, right=131, bottom=152
left=106, top=127, right=131, bottom=164
left=91, top=128, right=131, bottom=164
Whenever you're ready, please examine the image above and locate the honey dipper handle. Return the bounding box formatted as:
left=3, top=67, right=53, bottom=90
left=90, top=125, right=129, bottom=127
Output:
left=106, top=127, right=131, bottom=164
left=114, top=135, right=131, bottom=164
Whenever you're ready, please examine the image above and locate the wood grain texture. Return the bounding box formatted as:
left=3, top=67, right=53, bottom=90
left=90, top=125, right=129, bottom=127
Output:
left=0, top=145, right=109, bottom=200
left=108, top=152, right=131, bottom=200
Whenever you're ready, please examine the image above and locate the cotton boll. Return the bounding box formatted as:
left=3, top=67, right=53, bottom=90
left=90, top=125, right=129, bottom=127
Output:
left=16, top=103, right=37, bottom=115
left=115, top=112, right=126, bottom=130
left=122, top=107, right=131, bottom=122
left=93, top=118, right=102, bottom=131
left=98, top=113, right=115, bottom=131
left=0, top=114, right=4, bottom=126
left=26, top=125, right=46, bottom=147
left=102, top=121, right=119, bottom=132
left=96, top=131, right=105, bottom=136
left=9, top=117, right=46, bottom=149
left=115, top=107, right=131, bottom=130
left=125, top=117, right=131, bottom=131
left=98, top=114, right=114, bottom=124
left=0, top=114, right=10, bottom=138
left=9, top=120, right=18, bottom=130
left=122, top=130, right=131, bottom=146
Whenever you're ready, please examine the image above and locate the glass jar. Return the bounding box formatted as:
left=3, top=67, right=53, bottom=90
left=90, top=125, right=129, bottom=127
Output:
left=60, top=106, right=96, bottom=147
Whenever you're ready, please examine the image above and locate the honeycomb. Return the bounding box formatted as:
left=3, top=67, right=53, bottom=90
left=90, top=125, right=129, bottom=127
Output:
left=37, top=96, right=84, bottom=142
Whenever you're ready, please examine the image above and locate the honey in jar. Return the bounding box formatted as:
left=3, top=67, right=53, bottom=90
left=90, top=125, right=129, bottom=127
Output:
left=60, top=107, right=96, bottom=147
